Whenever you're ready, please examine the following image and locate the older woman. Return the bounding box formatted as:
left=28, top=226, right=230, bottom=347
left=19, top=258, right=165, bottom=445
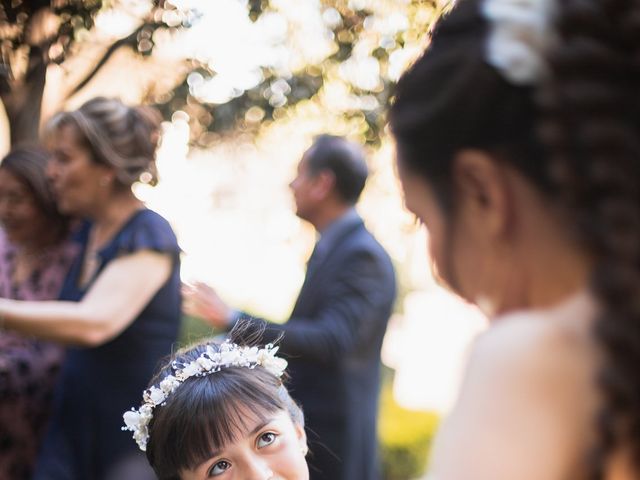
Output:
left=0, top=147, right=77, bottom=478
left=0, top=98, right=182, bottom=479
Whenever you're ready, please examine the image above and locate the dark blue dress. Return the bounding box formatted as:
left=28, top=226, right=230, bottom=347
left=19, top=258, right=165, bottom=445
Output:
left=33, top=209, right=181, bottom=480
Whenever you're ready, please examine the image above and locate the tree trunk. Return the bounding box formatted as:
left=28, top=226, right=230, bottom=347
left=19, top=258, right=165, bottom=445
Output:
left=0, top=46, right=47, bottom=148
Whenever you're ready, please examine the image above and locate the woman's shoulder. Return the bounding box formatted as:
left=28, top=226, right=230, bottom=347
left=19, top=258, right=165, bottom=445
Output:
left=114, top=208, right=180, bottom=256
left=127, top=208, right=175, bottom=232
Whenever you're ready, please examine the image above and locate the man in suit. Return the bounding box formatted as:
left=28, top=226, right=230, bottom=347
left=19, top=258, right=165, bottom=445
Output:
left=185, top=135, right=397, bottom=480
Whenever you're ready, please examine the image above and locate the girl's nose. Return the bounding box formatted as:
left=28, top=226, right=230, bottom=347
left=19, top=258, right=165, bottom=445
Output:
left=244, top=458, right=274, bottom=480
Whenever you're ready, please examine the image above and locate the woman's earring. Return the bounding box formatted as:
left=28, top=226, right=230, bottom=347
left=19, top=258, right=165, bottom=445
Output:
left=301, top=445, right=308, bottom=455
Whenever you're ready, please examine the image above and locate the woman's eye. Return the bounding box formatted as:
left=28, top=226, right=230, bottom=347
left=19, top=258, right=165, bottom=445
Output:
left=208, top=460, right=231, bottom=477
left=257, top=432, right=277, bottom=449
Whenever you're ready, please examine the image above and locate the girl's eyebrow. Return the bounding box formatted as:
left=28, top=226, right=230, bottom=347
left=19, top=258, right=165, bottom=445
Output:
left=249, top=418, right=276, bottom=436
left=204, top=418, right=278, bottom=462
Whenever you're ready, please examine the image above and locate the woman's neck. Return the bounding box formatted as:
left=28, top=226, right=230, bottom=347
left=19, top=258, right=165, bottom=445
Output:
left=89, top=192, right=144, bottom=247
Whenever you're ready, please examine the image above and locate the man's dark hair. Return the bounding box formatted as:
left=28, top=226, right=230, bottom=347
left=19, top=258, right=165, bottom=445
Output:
left=305, top=134, right=369, bottom=205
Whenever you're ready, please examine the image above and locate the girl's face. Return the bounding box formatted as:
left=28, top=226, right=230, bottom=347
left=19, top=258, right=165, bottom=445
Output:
left=0, top=169, right=49, bottom=246
left=47, top=124, right=114, bottom=217
left=397, top=148, right=528, bottom=317
left=181, top=410, right=309, bottom=480
left=397, top=154, right=486, bottom=305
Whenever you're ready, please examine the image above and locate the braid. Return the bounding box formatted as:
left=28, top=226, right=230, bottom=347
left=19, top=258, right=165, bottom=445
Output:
left=539, top=0, right=640, bottom=477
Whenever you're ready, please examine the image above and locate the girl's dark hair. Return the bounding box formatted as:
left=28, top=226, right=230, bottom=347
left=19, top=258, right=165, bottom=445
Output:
left=390, top=0, right=640, bottom=478
left=45, top=97, right=161, bottom=188
left=0, top=146, right=69, bottom=241
left=145, top=325, right=304, bottom=480
left=540, top=0, right=640, bottom=477
left=389, top=0, right=554, bottom=211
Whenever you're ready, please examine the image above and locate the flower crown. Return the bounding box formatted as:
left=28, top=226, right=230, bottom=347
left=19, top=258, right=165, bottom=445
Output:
left=482, top=0, right=557, bottom=85
left=122, top=340, right=288, bottom=451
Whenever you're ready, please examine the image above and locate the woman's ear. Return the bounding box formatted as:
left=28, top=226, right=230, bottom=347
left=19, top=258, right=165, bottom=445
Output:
left=452, top=149, right=514, bottom=239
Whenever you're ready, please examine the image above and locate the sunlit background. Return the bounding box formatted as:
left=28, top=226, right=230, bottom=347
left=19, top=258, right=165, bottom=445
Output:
left=0, top=1, right=487, bottom=477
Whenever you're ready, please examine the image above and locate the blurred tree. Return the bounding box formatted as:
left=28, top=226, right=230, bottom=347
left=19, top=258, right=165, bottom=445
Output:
left=0, top=0, right=195, bottom=146
left=0, top=0, right=443, bottom=149
left=151, top=0, right=445, bottom=147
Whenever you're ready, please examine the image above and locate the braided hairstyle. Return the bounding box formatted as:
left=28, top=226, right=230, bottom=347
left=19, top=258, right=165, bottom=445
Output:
left=389, top=0, right=640, bottom=477
left=539, top=0, right=640, bottom=477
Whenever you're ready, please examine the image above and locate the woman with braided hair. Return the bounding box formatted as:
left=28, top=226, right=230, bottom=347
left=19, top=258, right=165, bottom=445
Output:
left=0, top=97, right=182, bottom=479
left=389, top=0, right=638, bottom=478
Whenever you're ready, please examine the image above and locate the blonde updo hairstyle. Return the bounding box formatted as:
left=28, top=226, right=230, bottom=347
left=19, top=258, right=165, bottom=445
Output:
left=47, top=97, right=162, bottom=188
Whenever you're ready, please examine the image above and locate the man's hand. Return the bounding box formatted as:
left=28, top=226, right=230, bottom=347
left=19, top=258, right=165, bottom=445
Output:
left=182, top=282, right=233, bottom=329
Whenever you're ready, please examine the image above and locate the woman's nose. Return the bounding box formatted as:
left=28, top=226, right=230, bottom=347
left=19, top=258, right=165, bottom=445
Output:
left=46, top=158, right=58, bottom=181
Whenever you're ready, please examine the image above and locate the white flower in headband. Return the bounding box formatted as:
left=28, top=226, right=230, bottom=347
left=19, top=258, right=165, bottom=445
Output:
left=482, top=0, right=557, bottom=84
left=122, top=341, right=287, bottom=451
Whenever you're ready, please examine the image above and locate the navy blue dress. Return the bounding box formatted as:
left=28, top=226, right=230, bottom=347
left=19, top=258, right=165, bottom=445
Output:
left=33, top=209, right=181, bottom=480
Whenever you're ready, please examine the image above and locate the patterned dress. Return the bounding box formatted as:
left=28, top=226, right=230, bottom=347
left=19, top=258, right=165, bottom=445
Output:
left=0, top=229, right=78, bottom=480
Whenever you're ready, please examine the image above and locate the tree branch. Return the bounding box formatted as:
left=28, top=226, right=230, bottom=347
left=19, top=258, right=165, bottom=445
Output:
left=65, top=24, right=147, bottom=99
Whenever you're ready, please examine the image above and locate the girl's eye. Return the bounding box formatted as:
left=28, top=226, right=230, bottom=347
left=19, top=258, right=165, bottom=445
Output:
left=208, top=460, right=231, bottom=477
left=257, top=432, right=277, bottom=449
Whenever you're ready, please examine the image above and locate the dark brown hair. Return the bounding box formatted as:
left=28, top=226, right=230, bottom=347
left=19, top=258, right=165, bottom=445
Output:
left=389, top=0, right=640, bottom=478
left=145, top=332, right=304, bottom=480
left=0, top=146, right=69, bottom=241
left=305, top=135, right=369, bottom=205
left=539, top=0, right=640, bottom=477
left=46, top=97, right=161, bottom=188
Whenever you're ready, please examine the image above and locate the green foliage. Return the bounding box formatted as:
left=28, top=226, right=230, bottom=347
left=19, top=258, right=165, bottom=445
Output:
left=152, top=0, right=445, bottom=148
left=379, top=382, right=439, bottom=480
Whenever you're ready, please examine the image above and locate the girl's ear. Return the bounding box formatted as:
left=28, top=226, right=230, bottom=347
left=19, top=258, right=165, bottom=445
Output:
left=294, top=423, right=308, bottom=455
left=452, top=149, right=514, bottom=240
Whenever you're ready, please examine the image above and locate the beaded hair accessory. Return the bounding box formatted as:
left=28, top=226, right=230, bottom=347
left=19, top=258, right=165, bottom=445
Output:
left=482, top=0, right=557, bottom=85
left=122, top=340, right=288, bottom=451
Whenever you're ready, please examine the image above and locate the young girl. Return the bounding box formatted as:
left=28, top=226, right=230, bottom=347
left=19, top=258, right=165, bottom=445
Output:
left=389, top=0, right=639, bottom=478
left=123, top=335, right=309, bottom=480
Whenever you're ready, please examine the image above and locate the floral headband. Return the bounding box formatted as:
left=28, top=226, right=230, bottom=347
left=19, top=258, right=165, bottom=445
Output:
left=122, top=340, right=288, bottom=451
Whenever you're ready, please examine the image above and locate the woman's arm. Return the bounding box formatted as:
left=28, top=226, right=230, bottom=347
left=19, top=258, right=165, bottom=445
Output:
left=0, top=250, right=172, bottom=346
